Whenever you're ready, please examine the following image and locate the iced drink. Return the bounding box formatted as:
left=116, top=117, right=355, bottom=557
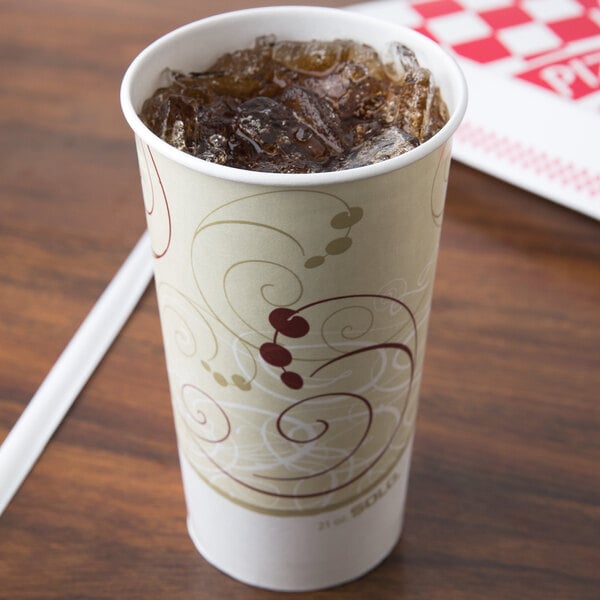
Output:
left=121, top=6, right=467, bottom=592
left=139, top=37, right=449, bottom=173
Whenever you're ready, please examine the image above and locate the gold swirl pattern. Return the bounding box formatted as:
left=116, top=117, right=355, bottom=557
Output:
left=158, top=283, right=256, bottom=392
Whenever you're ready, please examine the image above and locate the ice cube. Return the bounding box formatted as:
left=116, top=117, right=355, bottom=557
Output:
left=385, top=42, right=420, bottom=81
left=278, top=86, right=348, bottom=154
left=232, top=96, right=329, bottom=172
left=335, top=126, right=419, bottom=169
left=272, top=40, right=343, bottom=76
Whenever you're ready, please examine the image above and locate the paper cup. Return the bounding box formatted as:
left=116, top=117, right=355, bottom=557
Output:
left=121, top=6, right=466, bottom=592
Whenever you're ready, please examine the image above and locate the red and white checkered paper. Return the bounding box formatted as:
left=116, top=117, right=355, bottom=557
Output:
left=350, top=0, right=600, bottom=220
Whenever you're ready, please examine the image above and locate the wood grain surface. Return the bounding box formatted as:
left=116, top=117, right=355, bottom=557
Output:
left=1, top=1, right=598, bottom=598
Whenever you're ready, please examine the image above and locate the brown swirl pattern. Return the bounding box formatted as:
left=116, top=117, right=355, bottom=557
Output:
left=161, top=187, right=435, bottom=513
left=137, top=140, right=172, bottom=258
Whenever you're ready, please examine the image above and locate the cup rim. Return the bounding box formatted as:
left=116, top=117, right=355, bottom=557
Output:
left=120, top=5, right=467, bottom=187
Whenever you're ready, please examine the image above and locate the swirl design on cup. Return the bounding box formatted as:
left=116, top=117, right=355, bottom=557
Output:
left=260, top=295, right=417, bottom=392
left=158, top=283, right=256, bottom=391
left=162, top=187, right=435, bottom=513
left=430, top=142, right=452, bottom=227
left=137, top=141, right=172, bottom=258
left=180, top=384, right=231, bottom=444
left=175, top=292, right=417, bottom=507
left=259, top=393, right=373, bottom=481
left=190, top=190, right=363, bottom=353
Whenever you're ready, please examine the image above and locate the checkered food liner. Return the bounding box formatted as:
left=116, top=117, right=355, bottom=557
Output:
left=350, top=0, right=600, bottom=220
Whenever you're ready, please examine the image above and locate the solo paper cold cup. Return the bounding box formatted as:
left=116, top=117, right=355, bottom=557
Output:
left=121, top=6, right=467, bottom=592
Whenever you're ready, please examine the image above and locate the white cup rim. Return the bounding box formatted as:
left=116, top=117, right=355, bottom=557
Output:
left=121, top=5, right=467, bottom=187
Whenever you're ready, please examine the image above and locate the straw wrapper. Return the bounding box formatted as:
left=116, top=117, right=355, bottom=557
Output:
left=0, top=233, right=153, bottom=516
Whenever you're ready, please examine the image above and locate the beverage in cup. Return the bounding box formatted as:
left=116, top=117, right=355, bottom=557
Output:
left=121, top=6, right=467, bottom=591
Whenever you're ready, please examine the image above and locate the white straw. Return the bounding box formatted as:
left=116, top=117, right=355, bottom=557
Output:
left=0, top=232, right=154, bottom=516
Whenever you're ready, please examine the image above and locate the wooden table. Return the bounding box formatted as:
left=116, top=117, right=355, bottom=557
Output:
left=1, top=1, right=598, bottom=598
